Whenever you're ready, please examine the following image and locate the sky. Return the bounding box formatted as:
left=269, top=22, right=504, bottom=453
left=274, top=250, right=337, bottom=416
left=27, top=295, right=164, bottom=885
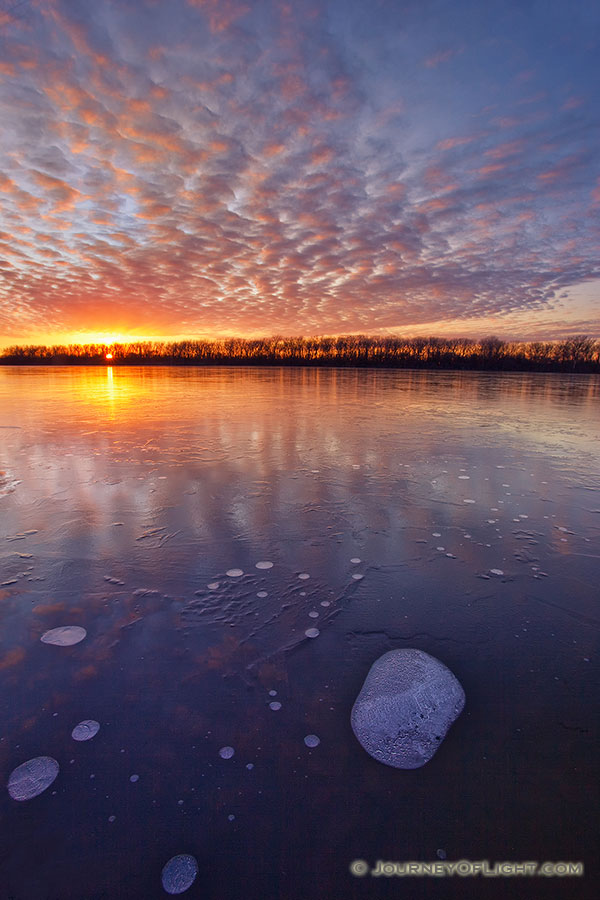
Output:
left=0, top=0, right=598, bottom=347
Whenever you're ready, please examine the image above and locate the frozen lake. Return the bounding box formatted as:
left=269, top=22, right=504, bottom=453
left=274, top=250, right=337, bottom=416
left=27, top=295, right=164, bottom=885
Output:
left=0, top=366, right=598, bottom=898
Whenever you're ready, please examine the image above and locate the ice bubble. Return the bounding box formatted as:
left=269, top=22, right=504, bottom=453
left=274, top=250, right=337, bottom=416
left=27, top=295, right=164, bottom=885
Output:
left=304, top=735, right=320, bottom=748
left=320, top=601, right=330, bottom=607
left=219, top=746, right=235, bottom=759
left=40, top=626, right=87, bottom=646
left=257, top=591, right=268, bottom=598
left=458, top=475, right=470, bottom=479
left=308, top=611, right=319, bottom=618
left=207, top=582, right=220, bottom=590
left=246, top=763, right=254, bottom=770
left=432, top=532, right=441, bottom=537
left=352, top=573, right=364, bottom=580
left=268, top=690, right=277, bottom=696
left=305, top=628, right=320, bottom=638
left=129, top=774, right=139, bottom=782
left=226, top=569, right=243, bottom=578
left=298, top=573, right=310, bottom=580
left=350, top=558, right=361, bottom=564
left=269, top=701, right=282, bottom=711
left=108, top=815, right=116, bottom=823
left=463, top=499, right=475, bottom=504
left=255, top=561, right=273, bottom=570
left=8, top=757, right=59, bottom=801
left=72, top=720, right=100, bottom=742
left=161, top=854, right=199, bottom=895
left=228, top=814, right=235, bottom=821
left=436, top=547, right=445, bottom=552
left=490, top=569, right=504, bottom=576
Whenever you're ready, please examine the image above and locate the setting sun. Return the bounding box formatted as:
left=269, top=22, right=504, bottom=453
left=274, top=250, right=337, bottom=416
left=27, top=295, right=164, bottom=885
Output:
left=105, top=352, right=113, bottom=360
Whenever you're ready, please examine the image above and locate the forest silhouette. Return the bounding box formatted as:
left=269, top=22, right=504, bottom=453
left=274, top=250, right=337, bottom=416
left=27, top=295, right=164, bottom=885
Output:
left=1, top=334, right=599, bottom=372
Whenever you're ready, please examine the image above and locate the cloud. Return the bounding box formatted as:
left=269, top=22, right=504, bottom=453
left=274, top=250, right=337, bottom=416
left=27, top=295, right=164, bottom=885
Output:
left=0, top=0, right=597, bottom=343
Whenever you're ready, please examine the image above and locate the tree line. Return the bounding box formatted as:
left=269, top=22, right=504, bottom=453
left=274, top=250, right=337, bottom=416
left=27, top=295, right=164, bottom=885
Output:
left=1, top=334, right=599, bottom=372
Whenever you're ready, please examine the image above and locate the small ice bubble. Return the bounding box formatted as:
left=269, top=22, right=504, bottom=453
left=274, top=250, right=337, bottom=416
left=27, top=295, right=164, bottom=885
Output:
left=246, top=763, right=254, bottom=770
left=255, top=561, right=273, bottom=570
left=268, top=690, right=277, bottom=696
left=108, top=815, right=116, bottom=823
left=458, top=475, right=470, bottom=479
left=161, top=854, right=199, bottom=895
left=7, top=757, right=59, bottom=801
left=40, top=626, right=86, bottom=646
left=207, top=582, right=220, bottom=590
left=304, top=734, right=320, bottom=748
left=269, top=701, right=282, bottom=710
left=350, top=558, right=361, bottom=564
left=72, top=720, right=100, bottom=742
left=490, top=569, right=504, bottom=576
left=257, top=591, right=268, bottom=598
left=226, top=569, right=243, bottom=578
left=308, top=611, right=319, bottom=618
left=432, top=533, right=441, bottom=537
left=436, top=547, right=445, bottom=552
left=320, top=601, right=330, bottom=607
left=219, top=746, right=235, bottom=759
left=298, top=573, right=310, bottom=580
left=463, top=499, right=475, bottom=504
left=228, top=814, right=235, bottom=821
left=351, top=573, right=363, bottom=580
left=437, top=849, right=447, bottom=860
left=305, top=628, right=320, bottom=638
left=129, top=774, right=139, bottom=783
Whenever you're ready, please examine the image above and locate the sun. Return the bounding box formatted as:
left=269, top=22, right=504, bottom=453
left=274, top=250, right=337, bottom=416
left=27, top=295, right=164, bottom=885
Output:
left=105, top=352, right=113, bottom=360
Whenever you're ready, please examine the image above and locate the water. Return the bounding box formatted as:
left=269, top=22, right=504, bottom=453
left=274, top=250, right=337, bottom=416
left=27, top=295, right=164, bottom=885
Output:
left=0, top=366, right=598, bottom=899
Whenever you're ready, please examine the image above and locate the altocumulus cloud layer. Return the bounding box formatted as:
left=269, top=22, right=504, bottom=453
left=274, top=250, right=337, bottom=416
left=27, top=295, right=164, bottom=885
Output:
left=0, top=0, right=598, bottom=342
